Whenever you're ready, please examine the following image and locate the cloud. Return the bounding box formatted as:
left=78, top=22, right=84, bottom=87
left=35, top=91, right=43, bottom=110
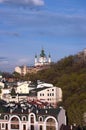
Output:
left=0, top=0, right=44, bottom=6
left=18, top=58, right=30, bottom=64
left=0, top=57, right=8, bottom=65
left=0, top=31, right=20, bottom=37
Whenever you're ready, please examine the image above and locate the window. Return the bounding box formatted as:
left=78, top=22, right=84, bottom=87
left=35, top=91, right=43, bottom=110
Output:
left=46, top=118, right=56, bottom=130
left=4, top=115, right=8, bottom=120
left=52, top=89, right=54, bottom=91
left=40, top=93, right=44, bottom=96
left=31, top=125, right=34, bottom=130
left=23, top=125, right=26, bottom=130
left=2, top=123, right=5, bottom=128
left=30, top=115, right=34, bottom=123
left=11, top=117, right=19, bottom=129
left=11, top=124, right=19, bottom=129
left=39, top=125, right=43, bottom=130
left=47, top=93, right=49, bottom=96
left=6, top=124, right=8, bottom=130
left=39, top=117, right=43, bottom=122
left=22, top=116, right=26, bottom=121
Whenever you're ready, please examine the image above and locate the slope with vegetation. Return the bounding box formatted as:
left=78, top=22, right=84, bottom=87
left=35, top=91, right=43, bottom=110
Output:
left=1, top=54, right=86, bottom=126
left=26, top=55, right=86, bottom=126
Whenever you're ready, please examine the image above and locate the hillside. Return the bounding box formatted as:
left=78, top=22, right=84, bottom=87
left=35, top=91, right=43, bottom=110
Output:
left=28, top=55, right=86, bottom=126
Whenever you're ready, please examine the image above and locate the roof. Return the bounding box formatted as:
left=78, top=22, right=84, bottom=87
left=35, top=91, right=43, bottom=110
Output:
left=0, top=99, right=62, bottom=117
left=40, top=49, right=46, bottom=57
left=29, top=87, right=50, bottom=96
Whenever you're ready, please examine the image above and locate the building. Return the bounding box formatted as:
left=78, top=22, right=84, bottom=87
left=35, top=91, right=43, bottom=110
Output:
left=37, top=86, right=62, bottom=107
left=28, top=82, right=62, bottom=107
left=35, top=49, right=51, bottom=67
left=14, top=65, right=28, bottom=76
left=77, top=48, right=86, bottom=62
left=14, top=49, right=51, bottom=75
left=0, top=82, right=4, bottom=89
left=0, top=81, right=62, bottom=108
left=16, top=81, right=31, bottom=94
left=0, top=100, right=66, bottom=130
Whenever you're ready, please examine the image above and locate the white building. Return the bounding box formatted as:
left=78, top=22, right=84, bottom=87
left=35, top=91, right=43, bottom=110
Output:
left=29, top=82, right=62, bottom=107
left=0, top=82, right=4, bottom=88
left=15, top=65, right=27, bottom=76
left=16, top=81, right=33, bottom=94
left=37, top=86, right=62, bottom=107
left=35, top=49, right=51, bottom=67
left=0, top=100, right=66, bottom=130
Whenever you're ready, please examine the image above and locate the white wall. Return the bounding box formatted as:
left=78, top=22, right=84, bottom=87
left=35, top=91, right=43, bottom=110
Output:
left=37, top=87, right=62, bottom=106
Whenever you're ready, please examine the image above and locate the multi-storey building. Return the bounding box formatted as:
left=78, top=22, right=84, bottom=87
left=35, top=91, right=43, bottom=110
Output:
left=28, top=82, right=62, bottom=108
left=37, top=86, right=62, bottom=107
left=0, top=100, right=66, bottom=130
left=1, top=81, right=62, bottom=108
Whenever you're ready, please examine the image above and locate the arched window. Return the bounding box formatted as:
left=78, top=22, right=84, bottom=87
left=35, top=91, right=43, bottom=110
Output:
left=30, top=114, right=35, bottom=130
left=46, top=118, right=56, bottom=130
left=11, top=117, right=19, bottom=129
left=39, top=117, right=43, bottom=122
left=4, top=115, right=8, bottom=120
left=30, top=115, right=34, bottom=123
left=22, top=116, right=26, bottom=121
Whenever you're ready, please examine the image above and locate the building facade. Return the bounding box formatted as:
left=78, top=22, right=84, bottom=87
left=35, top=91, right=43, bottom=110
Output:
left=0, top=100, right=66, bottom=130
left=37, top=86, right=62, bottom=107
left=28, top=82, right=62, bottom=107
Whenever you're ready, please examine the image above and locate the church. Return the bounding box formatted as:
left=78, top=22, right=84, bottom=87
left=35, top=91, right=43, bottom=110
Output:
left=14, top=49, right=52, bottom=75
left=35, top=49, right=51, bottom=67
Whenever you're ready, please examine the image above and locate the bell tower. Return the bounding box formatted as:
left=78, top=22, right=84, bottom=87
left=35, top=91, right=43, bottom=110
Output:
left=48, top=53, right=51, bottom=63
left=35, top=54, right=38, bottom=66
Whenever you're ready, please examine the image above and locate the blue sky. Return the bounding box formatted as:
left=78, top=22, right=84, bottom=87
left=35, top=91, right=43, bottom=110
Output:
left=0, top=0, right=86, bottom=72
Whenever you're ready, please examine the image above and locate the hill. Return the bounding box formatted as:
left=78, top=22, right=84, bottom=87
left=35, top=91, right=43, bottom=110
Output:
left=27, top=55, right=86, bottom=126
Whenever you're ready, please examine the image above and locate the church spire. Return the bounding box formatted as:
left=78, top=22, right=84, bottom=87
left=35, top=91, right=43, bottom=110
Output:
left=35, top=54, right=37, bottom=58
left=35, top=54, right=38, bottom=66
left=48, top=53, right=51, bottom=63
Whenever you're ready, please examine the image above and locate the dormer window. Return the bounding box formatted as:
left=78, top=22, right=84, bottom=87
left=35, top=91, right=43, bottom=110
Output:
left=4, top=115, right=8, bottom=120
left=22, top=116, right=26, bottom=121
left=39, top=117, right=43, bottom=122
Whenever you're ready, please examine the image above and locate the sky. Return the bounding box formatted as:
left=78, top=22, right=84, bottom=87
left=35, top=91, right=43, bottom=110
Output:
left=0, top=0, right=86, bottom=72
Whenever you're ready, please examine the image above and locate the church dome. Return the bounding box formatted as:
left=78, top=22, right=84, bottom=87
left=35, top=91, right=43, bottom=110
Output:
left=40, top=49, right=46, bottom=57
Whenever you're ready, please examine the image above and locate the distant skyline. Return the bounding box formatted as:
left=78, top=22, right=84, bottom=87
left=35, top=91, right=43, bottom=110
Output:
left=0, top=0, right=86, bottom=72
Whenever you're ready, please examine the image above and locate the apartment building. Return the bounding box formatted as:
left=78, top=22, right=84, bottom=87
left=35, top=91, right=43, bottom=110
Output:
left=0, top=100, right=66, bottom=130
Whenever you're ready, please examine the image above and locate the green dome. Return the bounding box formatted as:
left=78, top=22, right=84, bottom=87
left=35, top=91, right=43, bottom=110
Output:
left=40, top=49, right=46, bottom=57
